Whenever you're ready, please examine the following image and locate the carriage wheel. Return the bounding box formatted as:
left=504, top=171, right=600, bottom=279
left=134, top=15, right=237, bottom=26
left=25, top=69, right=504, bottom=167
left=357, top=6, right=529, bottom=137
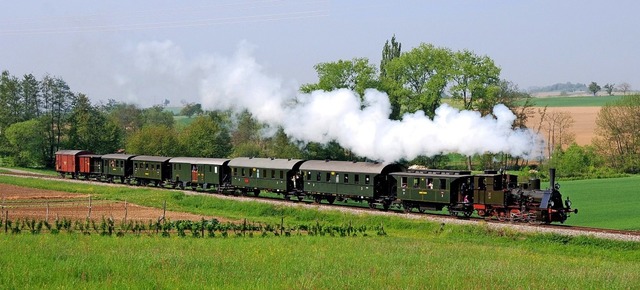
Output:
left=326, top=196, right=336, bottom=205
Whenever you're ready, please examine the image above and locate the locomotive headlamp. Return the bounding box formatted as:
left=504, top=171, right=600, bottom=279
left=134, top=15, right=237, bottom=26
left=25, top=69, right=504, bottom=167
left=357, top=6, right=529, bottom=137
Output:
left=554, top=183, right=561, bottom=190
left=565, top=198, right=572, bottom=208
left=549, top=200, right=555, bottom=207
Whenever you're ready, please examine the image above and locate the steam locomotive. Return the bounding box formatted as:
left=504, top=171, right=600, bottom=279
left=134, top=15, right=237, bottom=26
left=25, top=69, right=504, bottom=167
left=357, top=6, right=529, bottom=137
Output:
left=55, top=150, right=577, bottom=224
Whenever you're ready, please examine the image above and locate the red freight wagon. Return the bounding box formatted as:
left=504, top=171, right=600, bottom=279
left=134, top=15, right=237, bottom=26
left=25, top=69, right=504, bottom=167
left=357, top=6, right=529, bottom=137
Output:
left=55, top=150, right=91, bottom=178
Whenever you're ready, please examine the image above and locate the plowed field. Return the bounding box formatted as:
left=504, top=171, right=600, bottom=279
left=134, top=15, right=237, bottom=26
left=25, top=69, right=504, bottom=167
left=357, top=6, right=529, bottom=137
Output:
left=527, top=106, right=600, bottom=146
left=0, top=183, right=217, bottom=221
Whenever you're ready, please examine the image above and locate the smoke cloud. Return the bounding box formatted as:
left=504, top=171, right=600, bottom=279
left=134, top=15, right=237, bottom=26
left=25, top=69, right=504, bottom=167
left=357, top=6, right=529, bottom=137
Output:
left=198, top=43, right=543, bottom=162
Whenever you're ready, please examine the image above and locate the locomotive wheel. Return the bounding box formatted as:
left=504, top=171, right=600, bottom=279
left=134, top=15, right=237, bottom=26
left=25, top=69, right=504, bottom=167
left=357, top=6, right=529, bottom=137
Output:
left=368, top=202, right=376, bottom=209
left=382, top=201, right=390, bottom=211
left=313, top=196, right=322, bottom=204
left=464, top=211, right=472, bottom=218
left=418, top=208, right=426, bottom=213
left=297, top=196, right=304, bottom=202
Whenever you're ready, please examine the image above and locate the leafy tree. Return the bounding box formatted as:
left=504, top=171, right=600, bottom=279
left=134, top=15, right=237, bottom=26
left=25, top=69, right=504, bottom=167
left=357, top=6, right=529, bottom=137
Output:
left=21, top=73, right=40, bottom=120
left=0, top=70, right=22, bottom=134
left=106, top=102, right=143, bottom=137
left=588, top=82, right=601, bottom=96
left=379, top=35, right=402, bottom=119
left=230, top=111, right=264, bottom=158
left=142, top=105, right=175, bottom=128
left=552, top=143, right=600, bottom=177
left=384, top=43, right=453, bottom=118
left=300, top=58, right=379, bottom=98
left=449, top=50, right=501, bottom=111
left=301, top=141, right=350, bottom=161
left=67, top=94, right=121, bottom=154
left=40, top=75, right=75, bottom=167
left=179, top=115, right=231, bottom=157
left=125, top=124, right=181, bottom=156
left=593, top=95, right=640, bottom=173
left=4, top=119, right=46, bottom=167
left=603, top=83, right=615, bottom=96
left=179, top=103, right=203, bottom=117
left=264, top=128, right=302, bottom=159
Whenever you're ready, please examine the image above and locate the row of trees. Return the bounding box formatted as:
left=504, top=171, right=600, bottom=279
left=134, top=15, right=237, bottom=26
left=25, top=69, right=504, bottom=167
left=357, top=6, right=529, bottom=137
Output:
left=588, top=81, right=632, bottom=96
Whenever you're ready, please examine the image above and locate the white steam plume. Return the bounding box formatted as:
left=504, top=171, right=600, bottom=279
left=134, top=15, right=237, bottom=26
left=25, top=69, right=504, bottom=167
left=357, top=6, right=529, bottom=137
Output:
left=200, top=44, right=543, bottom=162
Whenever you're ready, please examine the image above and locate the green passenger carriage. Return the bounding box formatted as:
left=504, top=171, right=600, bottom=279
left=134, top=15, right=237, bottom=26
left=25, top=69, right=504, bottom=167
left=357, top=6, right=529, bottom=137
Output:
left=391, top=169, right=474, bottom=216
left=228, top=157, right=306, bottom=199
left=300, top=160, right=404, bottom=208
left=131, top=156, right=172, bottom=186
left=101, top=154, right=137, bottom=183
left=168, top=157, right=231, bottom=191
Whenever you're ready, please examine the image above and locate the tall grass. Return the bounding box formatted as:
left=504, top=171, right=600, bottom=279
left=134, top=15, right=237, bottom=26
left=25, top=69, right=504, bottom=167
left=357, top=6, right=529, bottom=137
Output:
left=0, top=230, right=638, bottom=289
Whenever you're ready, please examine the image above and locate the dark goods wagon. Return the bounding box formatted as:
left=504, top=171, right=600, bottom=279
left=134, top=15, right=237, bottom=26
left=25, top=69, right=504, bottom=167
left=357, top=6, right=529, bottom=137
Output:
left=55, top=150, right=91, bottom=178
left=168, top=157, right=231, bottom=191
left=228, top=157, right=305, bottom=198
left=300, top=160, right=404, bottom=208
left=132, top=156, right=172, bottom=186
left=77, top=154, right=103, bottom=179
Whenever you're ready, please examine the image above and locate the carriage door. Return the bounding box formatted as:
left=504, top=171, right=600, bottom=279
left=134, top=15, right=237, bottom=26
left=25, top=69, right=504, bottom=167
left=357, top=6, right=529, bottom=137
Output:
left=191, top=165, right=198, bottom=183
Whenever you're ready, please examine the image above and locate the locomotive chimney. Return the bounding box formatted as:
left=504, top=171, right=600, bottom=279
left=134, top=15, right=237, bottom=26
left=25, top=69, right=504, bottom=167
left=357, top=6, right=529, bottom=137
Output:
left=549, top=168, right=556, bottom=190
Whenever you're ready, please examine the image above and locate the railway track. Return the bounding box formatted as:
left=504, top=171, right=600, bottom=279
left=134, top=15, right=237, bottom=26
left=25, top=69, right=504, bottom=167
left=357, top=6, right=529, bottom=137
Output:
left=2, top=170, right=639, bottom=242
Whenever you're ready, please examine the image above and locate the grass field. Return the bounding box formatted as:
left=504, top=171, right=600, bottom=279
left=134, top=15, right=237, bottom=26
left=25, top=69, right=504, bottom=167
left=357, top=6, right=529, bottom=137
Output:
left=560, top=175, right=640, bottom=230
left=1, top=175, right=639, bottom=288
left=527, top=95, right=625, bottom=107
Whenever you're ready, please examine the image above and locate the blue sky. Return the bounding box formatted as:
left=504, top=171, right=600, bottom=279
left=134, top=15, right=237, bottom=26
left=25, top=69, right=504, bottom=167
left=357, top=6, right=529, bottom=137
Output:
left=1, top=0, right=638, bottom=107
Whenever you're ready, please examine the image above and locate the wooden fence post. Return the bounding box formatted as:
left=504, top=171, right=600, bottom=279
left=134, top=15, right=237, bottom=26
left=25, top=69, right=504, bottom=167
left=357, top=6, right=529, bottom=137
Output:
left=87, top=195, right=92, bottom=219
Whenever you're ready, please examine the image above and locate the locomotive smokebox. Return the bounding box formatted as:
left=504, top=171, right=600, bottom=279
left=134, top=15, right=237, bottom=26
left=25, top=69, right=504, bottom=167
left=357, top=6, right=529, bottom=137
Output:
left=549, top=168, right=556, bottom=190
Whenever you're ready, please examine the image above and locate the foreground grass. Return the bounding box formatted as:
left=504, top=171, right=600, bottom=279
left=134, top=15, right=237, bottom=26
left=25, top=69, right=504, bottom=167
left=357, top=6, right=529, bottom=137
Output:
left=1, top=227, right=639, bottom=289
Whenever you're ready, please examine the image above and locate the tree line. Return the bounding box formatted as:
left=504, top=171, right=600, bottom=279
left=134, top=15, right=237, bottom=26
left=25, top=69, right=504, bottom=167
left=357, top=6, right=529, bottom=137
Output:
left=1, top=36, right=638, bottom=175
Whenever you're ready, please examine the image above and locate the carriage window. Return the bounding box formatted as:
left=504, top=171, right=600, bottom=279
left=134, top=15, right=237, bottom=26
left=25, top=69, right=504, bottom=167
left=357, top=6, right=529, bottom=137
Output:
left=316, top=172, right=321, bottom=181
left=145, top=164, right=149, bottom=169
left=326, top=173, right=331, bottom=182
left=280, top=171, right=284, bottom=179
left=233, top=168, right=237, bottom=176
left=365, top=175, right=370, bottom=184
left=241, top=168, right=246, bottom=176
left=306, top=171, right=311, bottom=180
left=413, top=178, right=420, bottom=188
left=493, top=177, right=502, bottom=190
left=427, top=178, right=434, bottom=189
left=271, top=170, right=275, bottom=179
left=336, top=174, right=339, bottom=183
left=354, top=175, right=360, bottom=184
left=344, top=174, right=349, bottom=183
left=401, top=177, right=408, bottom=188
left=439, top=179, right=447, bottom=190
left=478, top=177, right=486, bottom=190
left=249, top=169, right=253, bottom=177
left=134, top=163, right=138, bottom=169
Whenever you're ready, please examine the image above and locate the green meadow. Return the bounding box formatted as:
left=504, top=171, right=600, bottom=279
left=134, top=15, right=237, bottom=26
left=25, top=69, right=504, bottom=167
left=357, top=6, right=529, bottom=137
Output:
left=527, top=95, right=625, bottom=107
